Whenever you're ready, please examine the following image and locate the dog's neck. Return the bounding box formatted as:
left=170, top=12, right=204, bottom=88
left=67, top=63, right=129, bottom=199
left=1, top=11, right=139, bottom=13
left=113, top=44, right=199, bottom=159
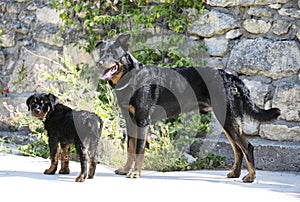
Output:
left=114, top=82, right=130, bottom=91
left=42, top=103, right=60, bottom=123
left=42, top=109, right=54, bottom=123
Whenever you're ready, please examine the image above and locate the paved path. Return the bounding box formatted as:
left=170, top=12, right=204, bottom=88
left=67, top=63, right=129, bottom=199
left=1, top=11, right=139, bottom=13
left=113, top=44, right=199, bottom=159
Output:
left=0, top=153, right=299, bottom=202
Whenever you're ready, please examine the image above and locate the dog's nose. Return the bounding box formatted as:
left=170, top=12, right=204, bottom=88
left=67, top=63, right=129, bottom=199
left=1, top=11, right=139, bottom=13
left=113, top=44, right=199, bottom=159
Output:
left=33, top=108, right=41, bottom=114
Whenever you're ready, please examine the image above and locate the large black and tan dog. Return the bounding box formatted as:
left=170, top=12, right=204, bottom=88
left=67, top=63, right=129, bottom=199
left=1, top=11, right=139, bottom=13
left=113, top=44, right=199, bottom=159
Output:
left=97, top=34, right=280, bottom=183
left=26, top=93, right=103, bottom=182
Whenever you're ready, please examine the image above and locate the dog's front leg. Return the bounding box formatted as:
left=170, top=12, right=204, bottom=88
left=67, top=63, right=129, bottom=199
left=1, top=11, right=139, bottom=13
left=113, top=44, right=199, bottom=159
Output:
left=59, top=144, right=70, bottom=174
left=44, top=136, right=59, bottom=175
left=127, top=126, right=148, bottom=178
left=115, top=118, right=137, bottom=175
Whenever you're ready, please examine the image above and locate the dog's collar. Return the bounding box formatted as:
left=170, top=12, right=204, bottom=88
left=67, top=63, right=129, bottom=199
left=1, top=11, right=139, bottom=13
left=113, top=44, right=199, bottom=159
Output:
left=114, top=82, right=130, bottom=91
left=42, top=108, right=54, bottom=123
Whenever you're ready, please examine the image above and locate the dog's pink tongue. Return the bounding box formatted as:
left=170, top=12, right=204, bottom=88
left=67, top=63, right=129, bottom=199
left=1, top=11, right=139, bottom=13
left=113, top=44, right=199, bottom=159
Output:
left=100, top=68, right=118, bottom=80
left=100, top=72, right=110, bottom=80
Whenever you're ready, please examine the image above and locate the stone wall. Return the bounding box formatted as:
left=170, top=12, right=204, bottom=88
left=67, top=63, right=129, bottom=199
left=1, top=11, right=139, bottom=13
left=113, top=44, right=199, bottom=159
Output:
left=0, top=0, right=299, bottom=141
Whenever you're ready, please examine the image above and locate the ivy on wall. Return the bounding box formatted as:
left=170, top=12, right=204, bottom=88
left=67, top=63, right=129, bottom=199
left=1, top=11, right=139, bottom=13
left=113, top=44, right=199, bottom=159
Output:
left=51, top=0, right=205, bottom=53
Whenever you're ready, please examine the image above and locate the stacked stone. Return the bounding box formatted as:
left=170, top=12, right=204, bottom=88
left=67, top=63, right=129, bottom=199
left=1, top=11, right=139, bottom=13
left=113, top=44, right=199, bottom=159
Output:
left=187, top=0, right=300, bottom=142
left=0, top=0, right=299, bottom=142
left=0, top=1, right=98, bottom=117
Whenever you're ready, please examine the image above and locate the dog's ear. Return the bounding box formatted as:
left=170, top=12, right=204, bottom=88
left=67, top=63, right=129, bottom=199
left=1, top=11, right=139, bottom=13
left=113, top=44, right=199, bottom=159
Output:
left=121, top=52, right=142, bottom=71
left=26, top=95, right=34, bottom=111
left=115, top=34, right=131, bottom=52
left=47, top=93, right=58, bottom=109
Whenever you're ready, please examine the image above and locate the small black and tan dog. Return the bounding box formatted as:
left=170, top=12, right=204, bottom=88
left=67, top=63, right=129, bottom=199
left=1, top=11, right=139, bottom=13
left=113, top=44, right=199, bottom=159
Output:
left=26, top=93, right=103, bottom=182
left=96, top=34, right=280, bottom=183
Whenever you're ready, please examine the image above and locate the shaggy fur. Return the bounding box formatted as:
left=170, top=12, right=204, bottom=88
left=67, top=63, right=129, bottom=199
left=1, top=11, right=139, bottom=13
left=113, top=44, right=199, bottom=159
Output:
left=26, top=93, right=103, bottom=182
left=97, top=34, right=280, bottom=183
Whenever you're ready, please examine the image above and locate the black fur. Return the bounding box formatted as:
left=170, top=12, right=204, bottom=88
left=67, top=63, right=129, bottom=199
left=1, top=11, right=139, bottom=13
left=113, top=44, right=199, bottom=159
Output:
left=26, top=93, right=103, bottom=182
left=97, top=34, right=280, bottom=183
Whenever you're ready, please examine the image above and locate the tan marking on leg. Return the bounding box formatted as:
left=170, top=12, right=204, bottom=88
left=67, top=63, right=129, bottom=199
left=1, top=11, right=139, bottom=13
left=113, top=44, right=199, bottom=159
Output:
left=127, top=127, right=148, bottom=178
left=127, top=149, right=145, bottom=178
left=115, top=121, right=137, bottom=175
left=88, top=161, right=97, bottom=179
left=59, top=144, right=70, bottom=174
left=128, top=104, right=135, bottom=116
left=115, top=137, right=136, bottom=175
left=222, top=128, right=242, bottom=179
left=44, top=146, right=59, bottom=175
left=235, top=119, right=256, bottom=183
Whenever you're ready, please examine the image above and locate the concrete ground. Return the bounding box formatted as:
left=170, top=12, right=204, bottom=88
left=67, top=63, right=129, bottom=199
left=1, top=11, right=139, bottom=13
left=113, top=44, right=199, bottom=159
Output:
left=0, top=153, right=299, bottom=202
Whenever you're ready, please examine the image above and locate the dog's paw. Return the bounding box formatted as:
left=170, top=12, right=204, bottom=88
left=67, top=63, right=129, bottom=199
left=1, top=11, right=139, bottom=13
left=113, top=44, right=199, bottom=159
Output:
left=115, top=167, right=130, bottom=175
left=87, top=175, right=94, bottom=179
left=59, top=167, right=70, bottom=174
left=44, top=168, right=56, bottom=175
left=227, top=170, right=241, bottom=178
left=242, top=174, right=255, bottom=183
left=75, top=175, right=85, bottom=182
left=126, top=170, right=140, bottom=179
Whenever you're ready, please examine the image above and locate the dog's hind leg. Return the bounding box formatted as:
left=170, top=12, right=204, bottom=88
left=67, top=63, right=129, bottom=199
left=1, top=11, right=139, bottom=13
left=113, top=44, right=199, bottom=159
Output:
left=222, top=128, right=243, bottom=179
left=115, top=119, right=137, bottom=175
left=59, top=144, right=70, bottom=174
left=87, top=157, right=97, bottom=179
left=223, top=118, right=256, bottom=183
left=88, top=140, right=100, bottom=179
left=236, top=135, right=256, bottom=183
left=75, top=142, right=88, bottom=182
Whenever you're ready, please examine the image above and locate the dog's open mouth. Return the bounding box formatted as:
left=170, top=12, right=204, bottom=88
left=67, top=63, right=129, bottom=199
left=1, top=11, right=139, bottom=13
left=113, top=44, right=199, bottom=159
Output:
left=100, top=62, right=120, bottom=80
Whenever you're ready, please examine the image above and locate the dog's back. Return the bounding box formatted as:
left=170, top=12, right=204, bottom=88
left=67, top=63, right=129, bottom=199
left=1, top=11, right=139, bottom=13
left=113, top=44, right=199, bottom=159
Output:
left=45, top=104, right=102, bottom=144
left=73, top=110, right=103, bottom=144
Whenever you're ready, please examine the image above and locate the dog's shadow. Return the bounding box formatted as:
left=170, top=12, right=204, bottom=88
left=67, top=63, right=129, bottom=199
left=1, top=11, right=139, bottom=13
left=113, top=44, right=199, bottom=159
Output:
left=0, top=170, right=84, bottom=182
left=0, top=167, right=117, bottom=182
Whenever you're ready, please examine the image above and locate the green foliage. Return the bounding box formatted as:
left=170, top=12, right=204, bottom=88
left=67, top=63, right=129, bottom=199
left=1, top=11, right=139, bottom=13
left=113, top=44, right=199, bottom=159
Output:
left=190, top=153, right=227, bottom=170
left=0, top=29, right=3, bottom=46
left=98, top=137, right=126, bottom=169
left=0, top=137, right=12, bottom=154
left=132, top=34, right=206, bottom=67
left=18, top=132, right=49, bottom=158
left=144, top=113, right=227, bottom=172
left=51, top=0, right=205, bottom=52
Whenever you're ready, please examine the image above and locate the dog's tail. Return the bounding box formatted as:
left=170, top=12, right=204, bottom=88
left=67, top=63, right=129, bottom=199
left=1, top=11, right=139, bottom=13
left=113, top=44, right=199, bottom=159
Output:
left=235, top=78, right=281, bottom=122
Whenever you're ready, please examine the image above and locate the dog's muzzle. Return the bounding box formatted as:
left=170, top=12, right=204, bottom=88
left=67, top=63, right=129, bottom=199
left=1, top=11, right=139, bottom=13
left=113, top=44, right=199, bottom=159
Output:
left=98, top=60, right=120, bottom=80
left=33, top=108, right=41, bottom=115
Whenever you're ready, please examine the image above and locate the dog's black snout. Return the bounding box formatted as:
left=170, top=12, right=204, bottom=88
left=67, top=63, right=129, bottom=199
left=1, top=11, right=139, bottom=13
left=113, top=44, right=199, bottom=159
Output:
left=33, top=107, right=41, bottom=114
